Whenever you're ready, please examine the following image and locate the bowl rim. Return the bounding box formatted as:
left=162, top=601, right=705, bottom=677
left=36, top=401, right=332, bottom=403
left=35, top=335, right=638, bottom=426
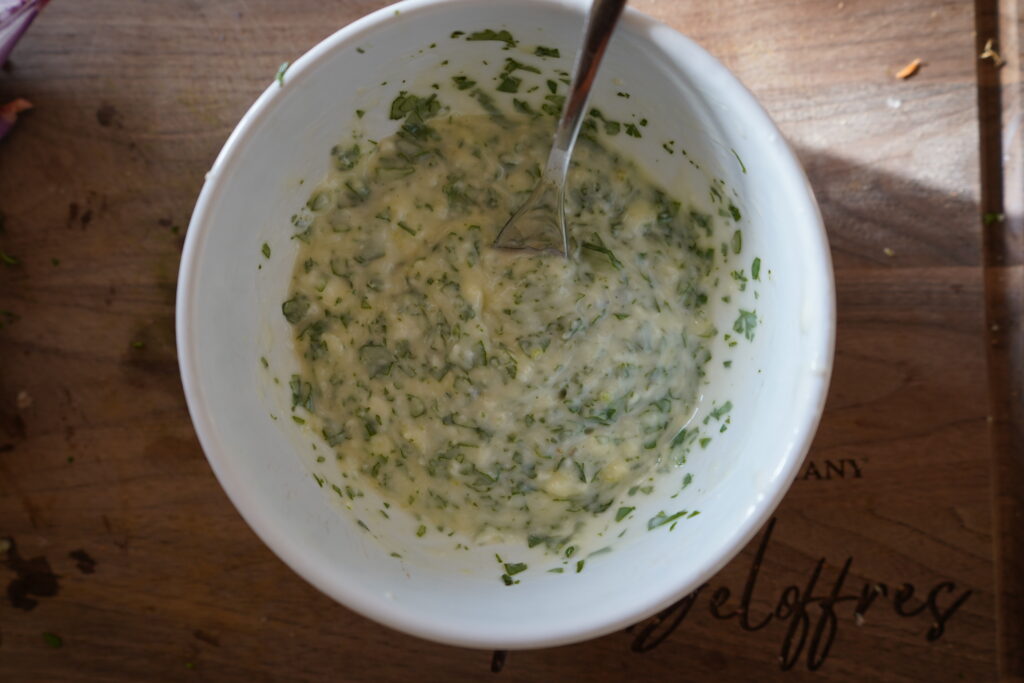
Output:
left=176, top=0, right=836, bottom=650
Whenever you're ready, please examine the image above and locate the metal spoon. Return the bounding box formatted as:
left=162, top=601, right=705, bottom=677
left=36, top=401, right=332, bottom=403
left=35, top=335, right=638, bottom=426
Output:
left=493, top=0, right=627, bottom=257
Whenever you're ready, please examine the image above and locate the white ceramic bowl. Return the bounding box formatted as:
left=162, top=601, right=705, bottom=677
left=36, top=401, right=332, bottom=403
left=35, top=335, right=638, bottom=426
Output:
left=177, top=0, right=834, bottom=650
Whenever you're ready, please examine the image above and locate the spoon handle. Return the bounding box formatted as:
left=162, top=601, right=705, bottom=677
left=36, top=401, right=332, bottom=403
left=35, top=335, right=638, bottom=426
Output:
left=493, top=0, right=627, bottom=257
left=545, top=0, right=628, bottom=184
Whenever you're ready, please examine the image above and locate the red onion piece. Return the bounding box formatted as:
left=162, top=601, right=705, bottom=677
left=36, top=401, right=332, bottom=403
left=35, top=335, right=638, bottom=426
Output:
left=0, top=0, right=49, bottom=66
left=0, top=97, right=32, bottom=139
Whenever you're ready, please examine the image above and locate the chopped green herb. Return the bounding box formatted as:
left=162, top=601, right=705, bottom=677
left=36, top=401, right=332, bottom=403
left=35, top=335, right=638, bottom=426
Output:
left=504, top=562, right=527, bottom=575
left=503, top=58, right=541, bottom=75
left=732, top=310, right=757, bottom=341
left=282, top=296, right=309, bottom=324
left=275, top=61, right=290, bottom=87
left=331, top=143, right=361, bottom=170
left=541, top=93, right=565, bottom=117
left=710, top=401, right=733, bottom=420
left=588, top=108, right=623, bottom=136
left=648, top=509, right=687, bottom=530
left=731, top=148, right=747, bottom=173
left=289, top=375, right=313, bottom=411
left=670, top=428, right=692, bottom=449
left=468, top=87, right=502, bottom=116
left=624, top=123, right=642, bottom=138
left=615, top=506, right=634, bottom=522
left=497, top=75, right=520, bottom=93
left=389, top=91, right=440, bottom=125
left=731, top=230, right=742, bottom=254
left=416, top=524, right=427, bottom=537
left=323, top=424, right=348, bottom=446
left=261, top=242, right=271, bottom=259
left=581, top=234, right=623, bottom=270
left=42, top=632, right=63, bottom=648
left=512, top=99, right=535, bottom=115
left=751, top=257, right=761, bottom=280
left=466, top=29, right=517, bottom=47
left=452, top=75, right=477, bottom=90
left=534, top=46, right=560, bottom=58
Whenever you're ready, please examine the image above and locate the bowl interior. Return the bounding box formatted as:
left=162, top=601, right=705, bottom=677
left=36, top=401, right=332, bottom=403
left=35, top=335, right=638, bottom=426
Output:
left=177, top=0, right=834, bottom=649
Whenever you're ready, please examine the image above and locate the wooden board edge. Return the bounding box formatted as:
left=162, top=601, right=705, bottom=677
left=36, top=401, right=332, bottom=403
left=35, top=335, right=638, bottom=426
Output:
left=979, top=0, right=1024, bottom=677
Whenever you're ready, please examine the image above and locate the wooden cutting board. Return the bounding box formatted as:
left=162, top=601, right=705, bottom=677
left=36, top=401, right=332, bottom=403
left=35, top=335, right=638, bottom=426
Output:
left=1, top=0, right=1021, bottom=679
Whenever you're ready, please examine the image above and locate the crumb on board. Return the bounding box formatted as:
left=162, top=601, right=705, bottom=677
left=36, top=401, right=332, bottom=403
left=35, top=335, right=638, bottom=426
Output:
left=895, top=58, right=922, bottom=80
left=980, top=39, right=1004, bottom=68
left=16, top=390, right=32, bottom=410
left=883, top=247, right=895, bottom=257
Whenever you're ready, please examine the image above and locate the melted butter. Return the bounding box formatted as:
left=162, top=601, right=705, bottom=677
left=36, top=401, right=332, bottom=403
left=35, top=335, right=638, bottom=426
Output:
left=284, top=113, right=716, bottom=551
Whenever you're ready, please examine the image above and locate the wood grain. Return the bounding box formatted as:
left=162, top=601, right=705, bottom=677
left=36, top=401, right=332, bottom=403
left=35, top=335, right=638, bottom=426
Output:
left=0, top=0, right=1011, bottom=680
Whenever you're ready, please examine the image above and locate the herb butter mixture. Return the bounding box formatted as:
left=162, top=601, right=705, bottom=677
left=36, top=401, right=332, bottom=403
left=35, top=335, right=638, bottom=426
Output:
left=282, top=97, right=719, bottom=551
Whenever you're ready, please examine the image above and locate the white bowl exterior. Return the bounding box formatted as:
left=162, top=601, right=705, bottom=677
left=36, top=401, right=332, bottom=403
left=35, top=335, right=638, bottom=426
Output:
left=176, top=0, right=835, bottom=649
